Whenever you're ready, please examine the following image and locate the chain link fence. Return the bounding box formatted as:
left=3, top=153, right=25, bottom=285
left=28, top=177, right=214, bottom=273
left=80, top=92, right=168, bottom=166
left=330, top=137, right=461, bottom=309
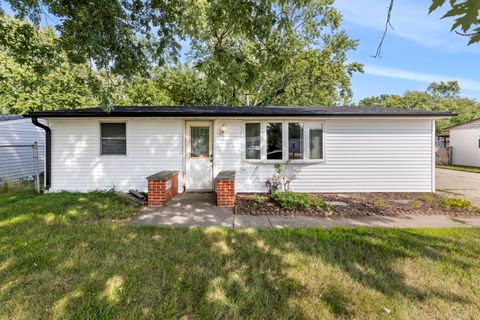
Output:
left=0, top=142, right=43, bottom=192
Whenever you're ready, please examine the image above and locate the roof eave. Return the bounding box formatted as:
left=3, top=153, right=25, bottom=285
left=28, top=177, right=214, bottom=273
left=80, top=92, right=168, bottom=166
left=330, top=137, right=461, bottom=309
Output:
left=23, top=112, right=457, bottom=118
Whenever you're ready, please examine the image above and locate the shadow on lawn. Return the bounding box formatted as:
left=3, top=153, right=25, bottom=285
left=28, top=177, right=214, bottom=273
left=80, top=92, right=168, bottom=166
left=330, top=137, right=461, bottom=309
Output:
left=1, top=191, right=479, bottom=318
left=257, top=227, right=478, bottom=316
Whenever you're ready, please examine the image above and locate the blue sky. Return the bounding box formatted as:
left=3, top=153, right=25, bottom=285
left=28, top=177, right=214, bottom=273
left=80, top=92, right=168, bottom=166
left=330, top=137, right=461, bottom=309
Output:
left=336, top=0, right=480, bottom=102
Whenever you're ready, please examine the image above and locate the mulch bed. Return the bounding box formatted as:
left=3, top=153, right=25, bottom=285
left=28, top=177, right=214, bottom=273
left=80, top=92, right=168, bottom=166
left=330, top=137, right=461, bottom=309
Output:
left=234, top=193, right=480, bottom=217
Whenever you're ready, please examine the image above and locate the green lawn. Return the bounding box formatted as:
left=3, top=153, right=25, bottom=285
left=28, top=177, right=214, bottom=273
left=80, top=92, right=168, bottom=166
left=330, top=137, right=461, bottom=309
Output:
left=1, top=188, right=480, bottom=319
left=437, top=165, right=480, bottom=173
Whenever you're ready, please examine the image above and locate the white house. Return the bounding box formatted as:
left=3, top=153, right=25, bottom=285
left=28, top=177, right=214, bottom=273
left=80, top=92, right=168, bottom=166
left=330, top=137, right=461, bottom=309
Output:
left=0, top=115, right=45, bottom=182
left=448, top=118, right=480, bottom=167
left=24, top=105, right=453, bottom=195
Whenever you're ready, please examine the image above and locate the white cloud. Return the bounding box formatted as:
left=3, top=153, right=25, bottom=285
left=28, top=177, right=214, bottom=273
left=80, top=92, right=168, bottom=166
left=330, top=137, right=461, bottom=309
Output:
left=335, top=0, right=479, bottom=53
left=363, top=64, right=480, bottom=91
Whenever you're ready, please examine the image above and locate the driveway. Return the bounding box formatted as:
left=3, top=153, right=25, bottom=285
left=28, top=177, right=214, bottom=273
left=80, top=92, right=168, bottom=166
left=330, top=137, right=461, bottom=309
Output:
left=436, top=168, right=480, bottom=207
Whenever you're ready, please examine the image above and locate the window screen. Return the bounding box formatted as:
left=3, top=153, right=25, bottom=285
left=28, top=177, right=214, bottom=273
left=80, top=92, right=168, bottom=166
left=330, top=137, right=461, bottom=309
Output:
left=245, top=123, right=261, bottom=159
left=101, top=123, right=126, bottom=155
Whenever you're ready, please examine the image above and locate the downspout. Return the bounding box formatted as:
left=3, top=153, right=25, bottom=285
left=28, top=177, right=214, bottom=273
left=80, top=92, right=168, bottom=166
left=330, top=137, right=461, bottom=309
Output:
left=31, top=117, right=51, bottom=190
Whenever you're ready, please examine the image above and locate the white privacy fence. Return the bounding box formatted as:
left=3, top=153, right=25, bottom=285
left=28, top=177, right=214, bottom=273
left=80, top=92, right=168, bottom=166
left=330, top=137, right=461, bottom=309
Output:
left=0, top=142, right=44, bottom=192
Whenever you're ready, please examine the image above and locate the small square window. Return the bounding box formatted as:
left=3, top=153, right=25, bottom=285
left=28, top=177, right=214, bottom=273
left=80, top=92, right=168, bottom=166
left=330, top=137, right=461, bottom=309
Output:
left=101, top=123, right=126, bottom=155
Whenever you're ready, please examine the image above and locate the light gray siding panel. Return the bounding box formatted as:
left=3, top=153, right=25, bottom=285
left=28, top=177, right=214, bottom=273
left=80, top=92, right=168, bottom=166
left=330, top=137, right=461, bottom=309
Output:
left=214, top=119, right=433, bottom=192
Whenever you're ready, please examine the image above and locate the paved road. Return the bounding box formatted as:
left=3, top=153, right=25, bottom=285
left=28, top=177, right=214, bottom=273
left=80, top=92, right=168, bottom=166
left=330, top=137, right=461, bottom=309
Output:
left=436, top=168, right=480, bottom=207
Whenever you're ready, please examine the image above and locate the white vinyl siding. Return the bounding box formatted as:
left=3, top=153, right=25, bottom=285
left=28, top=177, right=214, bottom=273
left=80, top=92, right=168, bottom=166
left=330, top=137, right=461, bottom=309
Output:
left=450, top=128, right=480, bottom=167
left=215, top=119, right=434, bottom=193
left=48, top=118, right=184, bottom=192
left=47, top=117, right=434, bottom=193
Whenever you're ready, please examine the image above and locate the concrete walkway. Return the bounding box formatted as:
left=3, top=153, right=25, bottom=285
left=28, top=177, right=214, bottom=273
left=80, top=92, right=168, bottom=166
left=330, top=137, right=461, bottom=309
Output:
left=436, top=168, right=480, bottom=207
left=132, top=193, right=480, bottom=228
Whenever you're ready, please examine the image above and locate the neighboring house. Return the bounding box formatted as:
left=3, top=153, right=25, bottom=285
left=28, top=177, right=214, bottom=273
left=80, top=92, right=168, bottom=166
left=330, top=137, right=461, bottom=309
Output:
left=447, top=118, right=480, bottom=167
left=24, top=106, right=452, bottom=196
left=0, top=115, right=45, bottom=182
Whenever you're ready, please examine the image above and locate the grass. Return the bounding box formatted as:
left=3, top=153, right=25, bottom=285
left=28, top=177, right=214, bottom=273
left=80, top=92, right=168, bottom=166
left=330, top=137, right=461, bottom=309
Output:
left=1, top=188, right=480, bottom=319
left=271, top=191, right=325, bottom=210
left=437, top=165, right=480, bottom=173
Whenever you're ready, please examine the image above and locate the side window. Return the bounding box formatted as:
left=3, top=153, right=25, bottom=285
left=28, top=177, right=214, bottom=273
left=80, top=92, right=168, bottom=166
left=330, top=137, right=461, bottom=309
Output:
left=266, top=122, right=283, bottom=160
left=309, top=123, right=323, bottom=160
left=288, top=122, right=304, bottom=160
left=245, top=123, right=261, bottom=160
left=100, top=123, right=126, bottom=155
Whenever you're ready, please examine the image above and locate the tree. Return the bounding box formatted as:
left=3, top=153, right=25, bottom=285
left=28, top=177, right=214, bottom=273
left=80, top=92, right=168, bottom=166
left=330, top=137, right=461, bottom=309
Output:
left=426, top=81, right=461, bottom=99
left=429, top=0, right=480, bottom=45
left=112, top=1, right=362, bottom=106
left=1, top=1, right=353, bottom=77
left=359, top=82, right=480, bottom=133
left=0, top=15, right=101, bottom=114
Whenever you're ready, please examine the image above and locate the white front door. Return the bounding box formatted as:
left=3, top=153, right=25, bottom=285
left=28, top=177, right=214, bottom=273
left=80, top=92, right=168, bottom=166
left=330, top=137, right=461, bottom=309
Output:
left=186, top=121, right=213, bottom=191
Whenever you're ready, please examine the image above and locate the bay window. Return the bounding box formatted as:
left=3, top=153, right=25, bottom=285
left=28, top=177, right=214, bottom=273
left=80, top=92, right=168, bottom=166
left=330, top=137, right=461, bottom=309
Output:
left=245, top=123, right=261, bottom=160
left=244, top=121, right=323, bottom=161
left=309, top=123, right=323, bottom=159
left=288, top=122, right=304, bottom=160
left=267, top=123, right=283, bottom=160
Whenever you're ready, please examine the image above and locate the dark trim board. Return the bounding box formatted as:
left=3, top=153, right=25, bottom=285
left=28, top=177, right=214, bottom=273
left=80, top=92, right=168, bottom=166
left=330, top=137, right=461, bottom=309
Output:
left=23, top=105, right=455, bottom=118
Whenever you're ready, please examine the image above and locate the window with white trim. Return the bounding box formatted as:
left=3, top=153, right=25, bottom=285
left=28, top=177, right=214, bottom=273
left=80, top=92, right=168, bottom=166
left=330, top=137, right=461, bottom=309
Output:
left=100, top=123, right=126, bottom=155
left=267, top=122, right=283, bottom=160
left=244, top=121, right=323, bottom=161
left=245, top=122, right=261, bottom=160
left=288, top=122, right=304, bottom=160
left=309, top=122, right=323, bottom=159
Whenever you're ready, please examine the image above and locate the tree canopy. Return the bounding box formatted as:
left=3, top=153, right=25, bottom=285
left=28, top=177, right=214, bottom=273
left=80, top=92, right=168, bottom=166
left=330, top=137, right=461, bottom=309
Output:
left=0, top=15, right=101, bottom=114
left=429, top=0, right=480, bottom=45
left=1, top=1, right=363, bottom=111
left=359, top=81, right=480, bottom=133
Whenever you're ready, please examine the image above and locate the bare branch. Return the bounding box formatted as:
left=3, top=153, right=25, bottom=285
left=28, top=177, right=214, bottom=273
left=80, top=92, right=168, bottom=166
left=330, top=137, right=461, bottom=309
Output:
left=372, top=0, right=394, bottom=58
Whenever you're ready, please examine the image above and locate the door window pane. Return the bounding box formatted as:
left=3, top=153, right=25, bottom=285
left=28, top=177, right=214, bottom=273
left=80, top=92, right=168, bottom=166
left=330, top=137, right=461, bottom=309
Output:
left=101, top=123, right=126, bottom=155
left=309, top=123, right=323, bottom=159
left=191, top=127, right=210, bottom=157
left=288, top=122, right=304, bottom=159
left=267, top=122, right=283, bottom=160
left=245, top=123, right=261, bottom=159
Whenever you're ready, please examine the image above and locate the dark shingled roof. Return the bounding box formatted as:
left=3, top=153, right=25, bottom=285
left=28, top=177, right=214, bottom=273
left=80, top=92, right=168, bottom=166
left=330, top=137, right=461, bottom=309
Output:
left=0, top=115, right=23, bottom=122
left=23, top=105, right=455, bottom=118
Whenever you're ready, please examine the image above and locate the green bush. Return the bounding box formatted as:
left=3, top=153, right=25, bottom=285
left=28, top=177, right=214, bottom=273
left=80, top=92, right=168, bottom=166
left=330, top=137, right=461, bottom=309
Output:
left=442, top=198, right=472, bottom=209
left=271, top=191, right=325, bottom=210
left=250, top=194, right=265, bottom=205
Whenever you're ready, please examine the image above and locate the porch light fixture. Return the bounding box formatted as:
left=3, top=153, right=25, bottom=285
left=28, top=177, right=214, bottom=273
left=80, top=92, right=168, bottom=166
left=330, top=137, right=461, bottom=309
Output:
left=220, top=123, right=227, bottom=135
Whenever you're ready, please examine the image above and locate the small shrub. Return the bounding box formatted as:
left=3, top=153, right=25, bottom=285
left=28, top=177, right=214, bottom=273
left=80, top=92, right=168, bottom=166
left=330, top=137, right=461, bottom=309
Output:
left=373, top=200, right=386, bottom=207
left=271, top=191, right=325, bottom=210
left=250, top=194, right=265, bottom=205
left=409, top=200, right=423, bottom=208
left=442, top=198, right=472, bottom=209
left=418, top=194, right=437, bottom=206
